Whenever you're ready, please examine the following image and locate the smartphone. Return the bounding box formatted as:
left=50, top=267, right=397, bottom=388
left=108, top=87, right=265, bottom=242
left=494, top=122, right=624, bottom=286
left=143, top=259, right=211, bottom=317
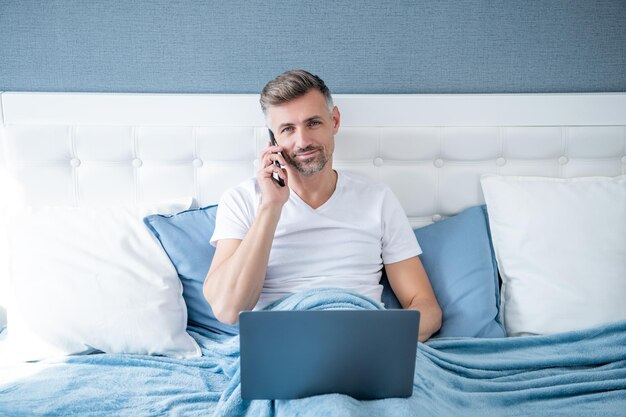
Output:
left=268, top=129, right=286, bottom=187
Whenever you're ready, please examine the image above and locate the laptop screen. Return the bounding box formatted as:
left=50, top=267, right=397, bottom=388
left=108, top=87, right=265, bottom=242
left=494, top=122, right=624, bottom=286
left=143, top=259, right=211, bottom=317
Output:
left=239, top=309, right=420, bottom=400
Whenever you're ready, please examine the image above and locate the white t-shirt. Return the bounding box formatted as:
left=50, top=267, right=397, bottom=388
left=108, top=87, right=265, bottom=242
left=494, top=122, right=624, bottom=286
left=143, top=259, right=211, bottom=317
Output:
left=210, top=171, right=421, bottom=309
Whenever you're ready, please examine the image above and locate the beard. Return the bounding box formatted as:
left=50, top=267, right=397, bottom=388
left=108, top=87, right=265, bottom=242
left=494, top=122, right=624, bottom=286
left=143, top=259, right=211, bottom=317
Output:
left=284, top=145, right=330, bottom=176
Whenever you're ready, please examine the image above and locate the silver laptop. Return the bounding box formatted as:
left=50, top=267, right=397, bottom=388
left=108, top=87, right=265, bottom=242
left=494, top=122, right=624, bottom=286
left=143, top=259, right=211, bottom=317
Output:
left=239, top=309, right=420, bottom=400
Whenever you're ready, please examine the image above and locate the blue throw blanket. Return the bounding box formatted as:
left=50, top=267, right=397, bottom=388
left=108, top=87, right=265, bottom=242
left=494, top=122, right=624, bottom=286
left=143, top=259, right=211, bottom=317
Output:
left=1, top=288, right=625, bottom=416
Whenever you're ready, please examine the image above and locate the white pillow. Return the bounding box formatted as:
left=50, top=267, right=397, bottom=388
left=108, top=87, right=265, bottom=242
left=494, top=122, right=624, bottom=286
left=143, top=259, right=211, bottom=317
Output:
left=3, top=203, right=201, bottom=362
left=0, top=207, right=8, bottom=328
left=481, top=175, right=626, bottom=337
left=0, top=170, right=16, bottom=328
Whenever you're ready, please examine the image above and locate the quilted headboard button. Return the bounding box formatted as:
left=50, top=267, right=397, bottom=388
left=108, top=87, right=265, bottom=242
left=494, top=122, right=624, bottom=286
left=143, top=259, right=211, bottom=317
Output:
left=373, top=157, right=384, bottom=167
left=253, top=159, right=260, bottom=169
left=132, top=158, right=143, bottom=168
left=434, top=159, right=444, bottom=168
left=558, top=156, right=569, bottom=165
left=621, top=156, right=626, bottom=164
left=496, top=157, right=506, bottom=166
left=432, top=214, right=442, bottom=222
left=69, top=158, right=81, bottom=168
left=192, top=158, right=203, bottom=168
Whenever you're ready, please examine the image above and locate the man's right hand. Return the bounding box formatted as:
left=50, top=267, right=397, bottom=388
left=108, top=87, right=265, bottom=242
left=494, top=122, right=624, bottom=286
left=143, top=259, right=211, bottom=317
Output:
left=258, top=143, right=289, bottom=207
left=204, top=143, right=289, bottom=325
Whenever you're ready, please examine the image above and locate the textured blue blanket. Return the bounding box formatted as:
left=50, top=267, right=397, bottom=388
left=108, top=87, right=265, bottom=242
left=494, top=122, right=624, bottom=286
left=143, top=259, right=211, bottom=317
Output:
left=1, top=289, right=625, bottom=417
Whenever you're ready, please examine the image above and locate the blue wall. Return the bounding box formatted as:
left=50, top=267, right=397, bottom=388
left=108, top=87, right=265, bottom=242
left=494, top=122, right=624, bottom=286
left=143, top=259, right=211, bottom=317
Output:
left=1, top=0, right=625, bottom=94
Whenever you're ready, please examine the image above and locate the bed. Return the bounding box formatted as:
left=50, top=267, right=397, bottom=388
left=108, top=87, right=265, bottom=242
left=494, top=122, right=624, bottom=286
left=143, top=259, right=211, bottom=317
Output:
left=0, top=91, right=625, bottom=416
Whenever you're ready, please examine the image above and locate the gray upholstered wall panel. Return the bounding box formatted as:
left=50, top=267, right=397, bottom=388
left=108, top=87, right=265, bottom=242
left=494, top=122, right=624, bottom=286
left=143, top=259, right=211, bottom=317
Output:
left=1, top=0, right=624, bottom=93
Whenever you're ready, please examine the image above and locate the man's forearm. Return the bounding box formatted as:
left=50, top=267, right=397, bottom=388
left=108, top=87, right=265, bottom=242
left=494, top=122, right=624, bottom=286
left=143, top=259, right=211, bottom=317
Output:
left=408, top=298, right=442, bottom=342
left=203, top=204, right=282, bottom=324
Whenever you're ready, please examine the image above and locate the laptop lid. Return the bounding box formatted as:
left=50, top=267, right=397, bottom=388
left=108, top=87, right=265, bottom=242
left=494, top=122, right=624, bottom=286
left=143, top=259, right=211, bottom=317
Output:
left=239, top=309, right=419, bottom=400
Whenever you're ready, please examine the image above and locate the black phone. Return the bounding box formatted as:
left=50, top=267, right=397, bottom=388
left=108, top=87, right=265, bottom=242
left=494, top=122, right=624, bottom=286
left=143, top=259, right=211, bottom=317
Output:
left=268, top=129, right=286, bottom=187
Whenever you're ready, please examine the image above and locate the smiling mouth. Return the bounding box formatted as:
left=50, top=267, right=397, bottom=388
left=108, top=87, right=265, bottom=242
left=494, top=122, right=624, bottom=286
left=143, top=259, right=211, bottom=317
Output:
left=295, top=150, right=318, bottom=159
left=287, top=147, right=329, bottom=175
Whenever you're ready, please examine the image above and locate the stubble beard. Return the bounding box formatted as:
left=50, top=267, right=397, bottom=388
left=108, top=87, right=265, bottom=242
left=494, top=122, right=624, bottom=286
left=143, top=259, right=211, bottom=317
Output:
left=285, top=146, right=329, bottom=176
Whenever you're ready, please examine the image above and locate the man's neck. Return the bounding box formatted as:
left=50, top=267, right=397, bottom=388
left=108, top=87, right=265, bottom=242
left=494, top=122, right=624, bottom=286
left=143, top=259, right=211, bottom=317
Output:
left=287, top=166, right=338, bottom=210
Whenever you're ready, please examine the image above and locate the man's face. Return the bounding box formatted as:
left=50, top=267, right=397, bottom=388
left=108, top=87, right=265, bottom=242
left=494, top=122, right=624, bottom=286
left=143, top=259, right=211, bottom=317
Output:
left=267, top=89, right=340, bottom=176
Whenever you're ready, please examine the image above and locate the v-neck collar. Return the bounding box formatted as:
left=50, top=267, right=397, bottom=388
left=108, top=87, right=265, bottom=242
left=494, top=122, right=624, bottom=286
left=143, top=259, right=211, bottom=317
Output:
left=289, top=171, right=342, bottom=212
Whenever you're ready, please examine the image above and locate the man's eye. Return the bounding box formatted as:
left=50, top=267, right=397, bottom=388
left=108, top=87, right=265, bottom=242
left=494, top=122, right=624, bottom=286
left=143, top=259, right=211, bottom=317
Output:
left=309, top=120, right=321, bottom=127
left=281, top=126, right=294, bottom=134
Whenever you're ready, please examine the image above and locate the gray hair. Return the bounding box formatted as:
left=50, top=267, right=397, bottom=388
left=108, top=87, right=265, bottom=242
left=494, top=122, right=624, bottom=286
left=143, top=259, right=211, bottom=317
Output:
left=260, top=70, right=334, bottom=116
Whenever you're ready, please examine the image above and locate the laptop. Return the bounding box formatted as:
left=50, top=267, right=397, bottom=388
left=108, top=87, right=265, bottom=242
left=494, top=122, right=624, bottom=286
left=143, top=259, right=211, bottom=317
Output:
left=239, top=309, right=420, bottom=400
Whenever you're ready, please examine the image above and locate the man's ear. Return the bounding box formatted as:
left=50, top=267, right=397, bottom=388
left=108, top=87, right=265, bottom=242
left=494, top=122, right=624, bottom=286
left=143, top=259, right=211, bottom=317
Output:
left=332, top=106, right=341, bottom=134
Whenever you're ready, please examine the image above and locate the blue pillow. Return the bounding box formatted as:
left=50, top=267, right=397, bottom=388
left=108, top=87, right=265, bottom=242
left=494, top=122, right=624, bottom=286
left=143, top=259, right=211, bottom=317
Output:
left=144, top=205, right=238, bottom=335
left=382, top=205, right=506, bottom=338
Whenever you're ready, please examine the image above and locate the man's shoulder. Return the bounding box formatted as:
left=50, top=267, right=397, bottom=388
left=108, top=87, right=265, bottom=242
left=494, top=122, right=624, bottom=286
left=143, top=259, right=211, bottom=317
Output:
left=220, top=177, right=260, bottom=204
left=339, top=171, right=390, bottom=194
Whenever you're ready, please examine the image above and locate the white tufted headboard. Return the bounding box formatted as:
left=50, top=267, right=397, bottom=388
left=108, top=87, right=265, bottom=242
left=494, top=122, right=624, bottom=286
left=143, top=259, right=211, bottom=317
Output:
left=1, top=92, right=625, bottom=326
left=1, top=92, right=625, bottom=227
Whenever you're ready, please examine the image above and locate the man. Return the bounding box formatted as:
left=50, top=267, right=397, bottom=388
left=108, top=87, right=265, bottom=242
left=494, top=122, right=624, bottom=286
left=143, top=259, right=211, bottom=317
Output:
left=204, top=70, right=442, bottom=342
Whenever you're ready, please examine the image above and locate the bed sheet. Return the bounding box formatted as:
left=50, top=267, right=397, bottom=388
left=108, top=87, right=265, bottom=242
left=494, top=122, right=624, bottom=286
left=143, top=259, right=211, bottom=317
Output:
left=1, top=289, right=625, bottom=417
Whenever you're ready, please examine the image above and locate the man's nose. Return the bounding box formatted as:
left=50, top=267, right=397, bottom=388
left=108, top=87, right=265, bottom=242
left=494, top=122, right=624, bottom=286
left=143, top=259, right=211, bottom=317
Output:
left=292, top=128, right=313, bottom=149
